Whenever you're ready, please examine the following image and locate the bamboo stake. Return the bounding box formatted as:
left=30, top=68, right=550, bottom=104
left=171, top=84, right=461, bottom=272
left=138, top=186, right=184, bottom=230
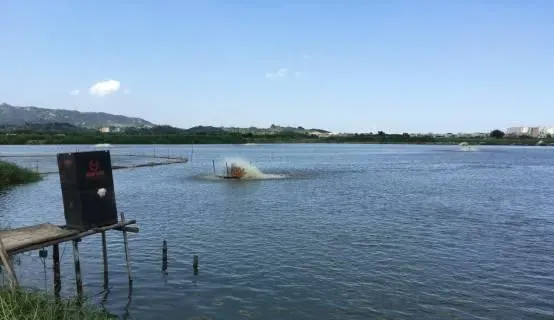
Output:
left=120, top=212, right=133, bottom=287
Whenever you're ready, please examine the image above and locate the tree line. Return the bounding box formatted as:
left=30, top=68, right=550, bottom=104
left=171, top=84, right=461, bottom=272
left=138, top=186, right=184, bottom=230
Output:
left=0, top=128, right=549, bottom=145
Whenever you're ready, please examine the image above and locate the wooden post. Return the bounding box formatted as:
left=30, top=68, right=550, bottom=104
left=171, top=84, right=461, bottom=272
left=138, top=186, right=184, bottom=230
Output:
left=0, top=236, right=18, bottom=288
left=52, top=244, right=61, bottom=298
left=72, top=239, right=83, bottom=298
left=120, top=212, right=133, bottom=287
left=212, top=160, right=216, bottom=176
left=225, top=162, right=229, bottom=176
left=101, top=231, right=109, bottom=290
left=162, top=240, right=168, bottom=272
left=193, top=255, right=199, bottom=275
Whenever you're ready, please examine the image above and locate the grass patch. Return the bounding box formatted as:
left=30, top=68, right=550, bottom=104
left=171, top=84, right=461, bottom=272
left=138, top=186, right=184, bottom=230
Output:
left=0, top=288, right=113, bottom=320
left=0, top=161, right=42, bottom=189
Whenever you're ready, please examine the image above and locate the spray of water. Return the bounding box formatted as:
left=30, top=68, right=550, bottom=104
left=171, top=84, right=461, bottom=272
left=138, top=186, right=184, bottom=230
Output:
left=217, top=157, right=285, bottom=180
left=458, top=144, right=480, bottom=152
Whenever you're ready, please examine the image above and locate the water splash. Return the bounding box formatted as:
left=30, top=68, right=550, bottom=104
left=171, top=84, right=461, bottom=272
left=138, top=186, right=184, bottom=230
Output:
left=458, top=143, right=480, bottom=152
left=215, top=157, right=285, bottom=180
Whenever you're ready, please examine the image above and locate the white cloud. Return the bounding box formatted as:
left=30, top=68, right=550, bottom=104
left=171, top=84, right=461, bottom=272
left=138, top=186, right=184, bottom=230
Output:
left=70, top=89, right=80, bottom=96
left=123, top=89, right=131, bottom=94
left=265, top=68, right=294, bottom=79
left=265, top=68, right=303, bottom=80
left=89, top=79, right=121, bottom=96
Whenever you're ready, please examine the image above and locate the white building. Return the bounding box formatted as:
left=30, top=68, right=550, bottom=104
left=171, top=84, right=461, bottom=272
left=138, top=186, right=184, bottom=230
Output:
left=506, top=127, right=524, bottom=135
left=506, top=126, right=554, bottom=137
left=307, top=130, right=331, bottom=137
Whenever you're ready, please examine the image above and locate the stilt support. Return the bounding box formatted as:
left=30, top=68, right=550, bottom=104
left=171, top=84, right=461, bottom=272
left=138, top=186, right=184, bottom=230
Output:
left=101, top=231, right=109, bottom=290
left=52, top=244, right=61, bottom=298
left=121, top=212, right=133, bottom=287
left=72, top=239, right=83, bottom=298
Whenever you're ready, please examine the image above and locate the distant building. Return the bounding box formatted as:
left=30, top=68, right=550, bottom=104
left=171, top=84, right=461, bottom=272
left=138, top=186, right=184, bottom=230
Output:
left=506, top=127, right=524, bottom=136
left=307, top=130, right=331, bottom=137
left=506, top=126, right=553, bottom=137
left=529, top=127, right=540, bottom=137
left=99, top=127, right=110, bottom=133
left=457, top=132, right=488, bottom=138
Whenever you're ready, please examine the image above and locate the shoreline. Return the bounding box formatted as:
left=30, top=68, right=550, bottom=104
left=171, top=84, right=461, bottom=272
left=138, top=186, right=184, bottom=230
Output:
left=1, top=129, right=550, bottom=146
left=0, top=141, right=551, bottom=147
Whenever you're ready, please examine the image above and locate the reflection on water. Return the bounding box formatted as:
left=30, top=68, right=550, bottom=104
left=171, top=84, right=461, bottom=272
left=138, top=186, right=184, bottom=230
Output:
left=99, top=286, right=133, bottom=319
left=1, top=144, right=554, bottom=319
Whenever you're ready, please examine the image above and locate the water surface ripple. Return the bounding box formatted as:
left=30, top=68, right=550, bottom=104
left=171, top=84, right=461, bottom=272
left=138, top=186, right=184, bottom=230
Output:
left=1, top=144, right=553, bottom=320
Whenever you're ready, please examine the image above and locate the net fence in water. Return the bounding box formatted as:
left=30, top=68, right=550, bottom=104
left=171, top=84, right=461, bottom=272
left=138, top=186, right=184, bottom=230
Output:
left=0, top=147, right=188, bottom=175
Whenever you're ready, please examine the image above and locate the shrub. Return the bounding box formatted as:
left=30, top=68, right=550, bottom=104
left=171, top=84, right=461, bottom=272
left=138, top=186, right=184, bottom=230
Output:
left=0, top=161, right=42, bottom=189
left=0, top=288, right=114, bottom=320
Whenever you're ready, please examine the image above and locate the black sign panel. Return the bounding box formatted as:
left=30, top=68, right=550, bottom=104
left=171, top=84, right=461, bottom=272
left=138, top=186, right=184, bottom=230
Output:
left=57, top=150, right=118, bottom=230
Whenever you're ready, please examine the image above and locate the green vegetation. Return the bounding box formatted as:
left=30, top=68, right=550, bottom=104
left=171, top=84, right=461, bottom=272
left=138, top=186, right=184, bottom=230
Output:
left=0, top=161, right=42, bottom=189
left=490, top=129, right=505, bottom=139
left=0, top=126, right=551, bottom=146
left=0, top=288, right=112, bottom=320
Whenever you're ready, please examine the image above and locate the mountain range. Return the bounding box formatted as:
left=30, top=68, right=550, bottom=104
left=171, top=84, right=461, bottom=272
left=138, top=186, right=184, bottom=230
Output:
left=0, top=103, right=331, bottom=134
left=0, top=103, right=154, bottom=128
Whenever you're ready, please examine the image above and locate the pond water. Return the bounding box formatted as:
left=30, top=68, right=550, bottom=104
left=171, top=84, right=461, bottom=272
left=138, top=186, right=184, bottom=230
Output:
left=1, top=144, right=553, bottom=320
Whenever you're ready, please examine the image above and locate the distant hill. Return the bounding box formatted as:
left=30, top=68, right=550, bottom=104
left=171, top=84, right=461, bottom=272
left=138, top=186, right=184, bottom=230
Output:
left=0, top=103, right=331, bottom=134
left=121, top=124, right=330, bottom=135
left=0, top=122, right=86, bottom=133
left=124, top=125, right=225, bottom=134
left=185, top=126, right=226, bottom=134
left=221, top=124, right=331, bottom=135
left=0, top=103, right=154, bottom=128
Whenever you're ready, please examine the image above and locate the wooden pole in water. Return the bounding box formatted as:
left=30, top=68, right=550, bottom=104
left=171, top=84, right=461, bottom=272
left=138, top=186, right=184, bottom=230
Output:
left=193, top=255, right=198, bottom=275
left=52, top=244, right=61, bottom=298
left=72, top=239, right=83, bottom=298
left=101, top=231, right=109, bottom=290
left=225, top=162, right=229, bottom=176
left=120, top=212, right=133, bottom=287
left=162, top=240, right=168, bottom=272
left=0, top=236, right=18, bottom=289
left=212, top=160, right=216, bottom=176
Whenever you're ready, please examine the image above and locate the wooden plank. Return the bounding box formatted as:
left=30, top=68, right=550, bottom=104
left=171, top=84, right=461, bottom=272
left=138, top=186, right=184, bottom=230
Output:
left=114, top=226, right=139, bottom=233
left=5, top=220, right=137, bottom=256
left=0, top=223, right=77, bottom=252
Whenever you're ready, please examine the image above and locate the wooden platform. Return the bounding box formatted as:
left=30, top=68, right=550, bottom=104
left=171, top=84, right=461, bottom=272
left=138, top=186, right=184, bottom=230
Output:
left=0, top=223, right=76, bottom=253
left=0, top=220, right=137, bottom=256
left=0, top=216, right=138, bottom=293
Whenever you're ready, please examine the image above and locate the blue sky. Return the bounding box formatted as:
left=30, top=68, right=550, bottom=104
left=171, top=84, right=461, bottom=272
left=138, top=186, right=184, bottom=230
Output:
left=0, top=0, right=552, bottom=133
